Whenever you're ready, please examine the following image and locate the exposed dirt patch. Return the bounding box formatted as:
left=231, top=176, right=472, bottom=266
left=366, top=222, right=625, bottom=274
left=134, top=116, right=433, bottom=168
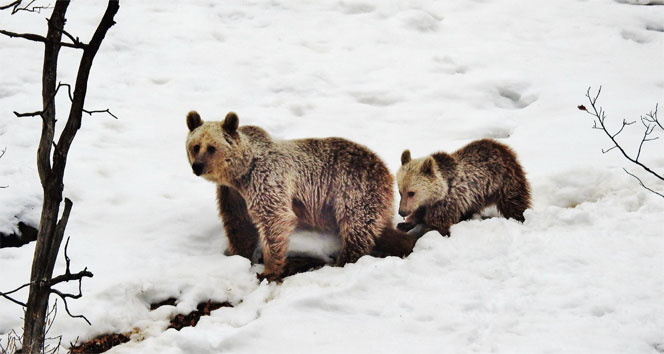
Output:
left=67, top=256, right=321, bottom=352
left=0, top=222, right=38, bottom=248
left=69, top=299, right=233, bottom=353
left=149, top=297, right=177, bottom=310
left=168, top=300, right=233, bottom=331
left=69, top=333, right=130, bottom=354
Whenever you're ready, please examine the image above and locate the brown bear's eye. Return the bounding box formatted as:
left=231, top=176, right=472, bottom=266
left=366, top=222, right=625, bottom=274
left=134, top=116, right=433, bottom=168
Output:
left=193, top=145, right=200, bottom=154
left=408, top=191, right=415, bottom=197
left=207, top=145, right=216, bottom=154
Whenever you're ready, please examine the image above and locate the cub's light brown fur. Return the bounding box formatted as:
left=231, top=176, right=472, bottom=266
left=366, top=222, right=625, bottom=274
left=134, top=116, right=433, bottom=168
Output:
left=397, top=139, right=530, bottom=236
left=186, top=111, right=414, bottom=280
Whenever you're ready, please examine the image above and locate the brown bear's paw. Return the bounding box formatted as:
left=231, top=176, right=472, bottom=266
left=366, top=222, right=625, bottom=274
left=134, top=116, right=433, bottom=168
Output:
left=397, top=222, right=416, bottom=232
left=257, top=272, right=283, bottom=283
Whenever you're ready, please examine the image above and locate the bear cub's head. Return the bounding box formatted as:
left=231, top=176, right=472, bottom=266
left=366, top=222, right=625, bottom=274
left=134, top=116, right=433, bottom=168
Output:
left=396, top=150, right=451, bottom=217
left=185, top=111, right=251, bottom=185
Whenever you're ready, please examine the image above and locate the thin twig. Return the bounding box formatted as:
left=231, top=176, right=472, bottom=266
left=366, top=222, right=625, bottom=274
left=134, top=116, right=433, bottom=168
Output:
left=601, top=145, right=618, bottom=154
left=623, top=168, right=664, bottom=198
left=47, top=18, right=86, bottom=49
left=84, top=108, right=118, bottom=119
left=0, top=283, right=30, bottom=307
left=7, top=0, right=52, bottom=14
left=0, top=0, right=20, bottom=10
left=50, top=289, right=91, bottom=325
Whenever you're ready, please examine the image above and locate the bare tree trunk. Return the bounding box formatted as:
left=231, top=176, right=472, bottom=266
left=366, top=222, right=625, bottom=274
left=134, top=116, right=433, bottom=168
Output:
left=22, top=3, right=69, bottom=352
left=20, top=2, right=120, bottom=353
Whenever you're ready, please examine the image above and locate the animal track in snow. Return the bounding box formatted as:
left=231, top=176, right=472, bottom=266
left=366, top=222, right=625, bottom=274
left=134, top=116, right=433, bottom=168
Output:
left=0, top=88, right=15, bottom=99
left=494, top=85, right=537, bottom=110
left=150, top=77, right=170, bottom=85
left=645, top=22, right=664, bottom=33
left=621, top=29, right=651, bottom=43
left=613, top=0, right=664, bottom=5
left=402, top=9, right=442, bottom=33
left=338, top=1, right=375, bottom=14
left=350, top=90, right=403, bottom=106
left=431, top=55, right=468, bottom=75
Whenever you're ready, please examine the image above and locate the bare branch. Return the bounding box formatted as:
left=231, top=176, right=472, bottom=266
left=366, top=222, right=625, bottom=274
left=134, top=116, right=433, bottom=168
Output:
left=49, top=238, right=94, bottom=287
left=611, top=119, right=635, bottom=138
left=47, top=237, right=93, bottom=325
left=49, top=20, right=86, bottom=49
left=3, top=0, right=52, bottom=14
left=0, top=28, right=84, bottom=49
left=13, top=82, right=118, bottom=120
left=0, top=0, right=21, bottom=10
left=14, top=110, right=43, bottom=117
left=623, top=168, right=664, bottom=198
left=583, top=86, right=663, bottom=181
left=84, top=108, right=118, bottom=119
left=601, top=145, right=618, bottom=154
left=50, top=289, right=91, bottom=325
left=52, top=0, right=120, bottom=180
left=0, top=282, right=30, bottom=307
left=0, top=28, right=46, bottom=43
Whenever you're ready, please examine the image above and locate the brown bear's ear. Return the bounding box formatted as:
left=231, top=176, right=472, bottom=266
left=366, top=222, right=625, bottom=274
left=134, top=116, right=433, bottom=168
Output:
left=186, top=111, right=203, bottom=132
left=421, top=156, right=435, bottom=175
left=401, top=150, right=411, bottom=165
left=222, top=112, right=239, bottom=133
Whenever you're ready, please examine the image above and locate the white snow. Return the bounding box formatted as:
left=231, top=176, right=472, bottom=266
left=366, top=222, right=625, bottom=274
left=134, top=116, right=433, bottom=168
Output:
left=1, top=0, right=663, bottom=353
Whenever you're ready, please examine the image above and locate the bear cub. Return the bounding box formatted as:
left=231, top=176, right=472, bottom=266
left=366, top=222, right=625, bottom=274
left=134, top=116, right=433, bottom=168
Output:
left=186, top=111, right=414, bottom=281
left=397, top=139, right=530, bottom=236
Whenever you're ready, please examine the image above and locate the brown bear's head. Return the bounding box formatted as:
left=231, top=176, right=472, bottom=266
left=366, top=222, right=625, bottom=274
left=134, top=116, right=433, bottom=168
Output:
left=185, top=111, right=252, bottom=185
left=396, top=149, right=450, bottom=217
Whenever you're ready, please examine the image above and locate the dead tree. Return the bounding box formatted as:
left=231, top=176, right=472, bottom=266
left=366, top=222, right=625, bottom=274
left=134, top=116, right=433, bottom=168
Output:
left=579, top=86, right=663, bottom=197
left=0, top=1, right=119, bottom=353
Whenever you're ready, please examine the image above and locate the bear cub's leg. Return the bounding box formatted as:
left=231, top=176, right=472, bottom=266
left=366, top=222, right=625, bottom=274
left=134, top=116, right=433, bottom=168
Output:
left=495, top=174, right=530, bottom=222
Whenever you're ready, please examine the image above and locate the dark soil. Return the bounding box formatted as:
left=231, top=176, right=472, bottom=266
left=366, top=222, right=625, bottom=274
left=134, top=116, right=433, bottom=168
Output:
left=0, top=222, right=37, bottom=248
left=167, top=300, right=232, bottom=331
left=69, top=333, right=129, bottom=354
left=149, top=297, right=177, bottom=310
left=69, top=299, right=232, bottom=353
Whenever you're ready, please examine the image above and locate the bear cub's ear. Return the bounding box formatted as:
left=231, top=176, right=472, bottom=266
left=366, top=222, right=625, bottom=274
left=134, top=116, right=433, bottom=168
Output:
left=401, top=150, right=411, bottom=165
left=186, top=111, right=203, bottom=132
left=421, top=156, right=435, bottom=175
left=222, top=112, right=239, bottom=133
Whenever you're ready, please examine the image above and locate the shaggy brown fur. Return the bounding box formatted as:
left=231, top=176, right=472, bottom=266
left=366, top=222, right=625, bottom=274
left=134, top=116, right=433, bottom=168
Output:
left=397, top=139, right=530, bottom=236
left=186, top=111, right=414, bottom=280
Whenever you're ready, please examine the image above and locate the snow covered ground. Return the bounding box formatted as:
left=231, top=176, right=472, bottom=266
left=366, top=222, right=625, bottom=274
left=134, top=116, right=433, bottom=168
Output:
left=1, top=0, right=663, bottom=353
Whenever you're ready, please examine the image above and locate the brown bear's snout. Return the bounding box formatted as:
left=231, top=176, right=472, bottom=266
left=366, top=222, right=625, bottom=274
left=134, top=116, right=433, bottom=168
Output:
left=192, top=162, right=204, bottom=176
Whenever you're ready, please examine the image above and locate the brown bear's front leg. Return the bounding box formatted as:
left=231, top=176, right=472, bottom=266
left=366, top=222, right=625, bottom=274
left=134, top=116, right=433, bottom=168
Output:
left=217, top=185, right=259, bottom=259
left=250, top=206, right=298, bottom=281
